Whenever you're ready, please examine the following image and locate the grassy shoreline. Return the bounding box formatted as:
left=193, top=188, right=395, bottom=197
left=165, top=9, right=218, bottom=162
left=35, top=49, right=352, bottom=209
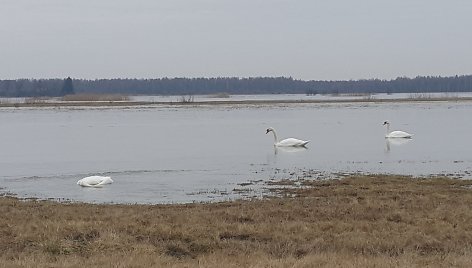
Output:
left=1, top=96, right=472, bottom=108
left=2, top=175, right=472, bottom=267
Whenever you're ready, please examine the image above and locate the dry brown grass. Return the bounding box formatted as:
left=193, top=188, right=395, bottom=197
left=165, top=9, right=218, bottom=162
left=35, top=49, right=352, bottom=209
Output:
left=1, top=175, right=472, bottom=267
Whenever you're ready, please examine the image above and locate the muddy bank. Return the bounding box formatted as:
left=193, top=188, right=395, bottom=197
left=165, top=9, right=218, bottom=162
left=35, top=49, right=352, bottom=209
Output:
left=1, top=96, right=472, bottom=108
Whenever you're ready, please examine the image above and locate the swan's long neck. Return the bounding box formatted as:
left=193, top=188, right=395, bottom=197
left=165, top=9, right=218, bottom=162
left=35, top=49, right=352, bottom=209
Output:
left=385, top=124, right=390, bottom=134
left=271, top=130, right=279, bottom=144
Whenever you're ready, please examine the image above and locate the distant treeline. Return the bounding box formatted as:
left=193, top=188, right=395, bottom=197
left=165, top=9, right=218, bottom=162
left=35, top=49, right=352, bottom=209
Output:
left=1, top=75, right=472, bottom=97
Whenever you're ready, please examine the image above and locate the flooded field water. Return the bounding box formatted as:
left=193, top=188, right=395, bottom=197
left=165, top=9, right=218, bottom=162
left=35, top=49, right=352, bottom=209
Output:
left=1, top=100, right=471, bottom=203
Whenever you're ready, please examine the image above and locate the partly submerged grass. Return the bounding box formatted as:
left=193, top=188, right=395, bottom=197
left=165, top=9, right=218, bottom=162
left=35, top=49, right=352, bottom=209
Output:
left=2, top=175, right=472, bottom=267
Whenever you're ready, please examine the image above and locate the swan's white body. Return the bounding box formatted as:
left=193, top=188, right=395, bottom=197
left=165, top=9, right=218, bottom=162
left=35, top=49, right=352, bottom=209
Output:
left=383, top=121, right=413, bottom=138
left=266, top=127, right=309, bottom=147
left=77, top=176, right=113, bottom=187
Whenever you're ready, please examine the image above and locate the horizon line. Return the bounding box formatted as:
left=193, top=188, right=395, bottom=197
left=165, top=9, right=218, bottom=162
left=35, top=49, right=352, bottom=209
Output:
left=2, top=74, right=471, bottom=82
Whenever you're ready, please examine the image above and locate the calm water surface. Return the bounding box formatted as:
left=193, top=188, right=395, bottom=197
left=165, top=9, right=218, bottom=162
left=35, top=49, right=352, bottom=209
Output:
left=1, top=101, right=471, bottom=203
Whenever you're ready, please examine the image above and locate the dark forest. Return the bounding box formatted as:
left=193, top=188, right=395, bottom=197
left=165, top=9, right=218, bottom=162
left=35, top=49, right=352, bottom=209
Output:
left=1, top=75, right=472, bottom=97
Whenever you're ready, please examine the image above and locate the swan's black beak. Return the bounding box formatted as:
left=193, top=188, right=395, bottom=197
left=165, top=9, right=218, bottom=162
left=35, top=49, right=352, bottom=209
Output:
left=383, top=121, right=388, bottom=125
left=266, top=129, right=270, bottom=134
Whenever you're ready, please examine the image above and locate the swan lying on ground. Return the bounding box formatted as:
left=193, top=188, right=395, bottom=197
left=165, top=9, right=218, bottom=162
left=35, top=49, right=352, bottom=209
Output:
left=383, top=121, right=413, bottom=138
left=77, top=176, right=113, bottom=187
left=266, top=127, right=310, bottom=147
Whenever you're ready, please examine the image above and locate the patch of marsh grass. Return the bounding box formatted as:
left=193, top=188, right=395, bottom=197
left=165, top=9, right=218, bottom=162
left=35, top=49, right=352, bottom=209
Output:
left=1, top=175, right=472, bottom=267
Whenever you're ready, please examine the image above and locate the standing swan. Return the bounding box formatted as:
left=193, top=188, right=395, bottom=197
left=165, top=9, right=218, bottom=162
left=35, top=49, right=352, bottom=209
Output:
left=383, top=121, right=413, bottom=138
left=77, top=176, right=114, bottom=187
left=266, top=127, right=310, bottom=147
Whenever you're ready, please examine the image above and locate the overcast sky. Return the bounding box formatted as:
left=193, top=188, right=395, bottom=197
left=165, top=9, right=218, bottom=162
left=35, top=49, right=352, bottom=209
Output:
left=1, top=0, right=471, bottom=80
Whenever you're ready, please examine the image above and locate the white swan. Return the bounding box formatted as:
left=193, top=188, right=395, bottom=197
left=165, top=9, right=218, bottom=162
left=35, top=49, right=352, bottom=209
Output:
left=383, top=121, right=413, bottom=138
left=77, top=176, right=113, bottom=187
left=266, top=127, right=310, bottom=147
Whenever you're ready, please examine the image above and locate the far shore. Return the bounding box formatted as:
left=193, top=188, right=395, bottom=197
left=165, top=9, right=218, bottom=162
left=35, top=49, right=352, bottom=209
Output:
left=1, top=96, right=472, bottom=108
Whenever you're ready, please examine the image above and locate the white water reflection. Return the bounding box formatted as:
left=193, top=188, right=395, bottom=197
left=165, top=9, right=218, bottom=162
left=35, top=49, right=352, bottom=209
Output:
left=0, top=101, right=471, bottom=204
left=274, top=146, right=308, bottom=155
left=385, top=138, right=413, bottom=152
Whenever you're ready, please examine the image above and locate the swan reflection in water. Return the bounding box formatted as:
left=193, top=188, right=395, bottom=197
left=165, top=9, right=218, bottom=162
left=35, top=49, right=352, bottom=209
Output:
left=385, top=137, right=412, bottom=152
left=274, top=146, right=308, bottom=155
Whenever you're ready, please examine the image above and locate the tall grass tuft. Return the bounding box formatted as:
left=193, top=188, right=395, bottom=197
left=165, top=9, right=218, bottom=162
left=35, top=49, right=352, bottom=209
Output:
left=178, top=95, right=194, bottom=103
